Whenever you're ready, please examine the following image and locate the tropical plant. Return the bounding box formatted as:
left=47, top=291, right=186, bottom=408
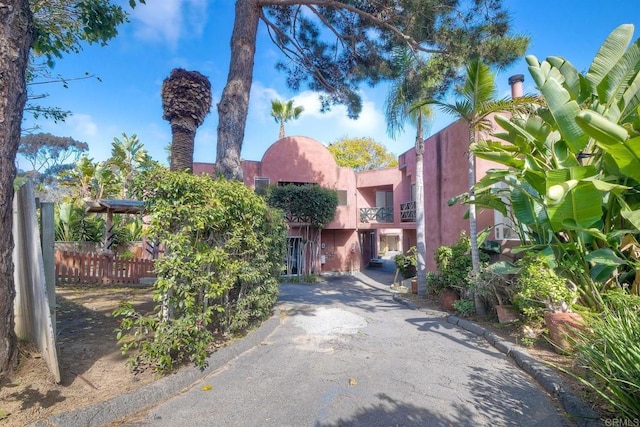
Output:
left=327, top=137, right=397, bottom=171
left=470, top=24, right=640, bottom=310
left=270, top=99, right=304, bottom=140
left=571, top=289, right=640, bottom=418
left=55, top=200, right=104, bottom=243
left=108, top=133, right=154, bottom=198
left=161, top=68, right=212, bottom=173
left=384, top=47, right=433, bottom=295
left=0, top=0, right=145, bottom=376
left=116, top=170, right=287, bottom=372
left=420, top=60, right=537, bottom=315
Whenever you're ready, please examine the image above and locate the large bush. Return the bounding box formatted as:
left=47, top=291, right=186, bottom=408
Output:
left=115, top=170, right=287, bottom=372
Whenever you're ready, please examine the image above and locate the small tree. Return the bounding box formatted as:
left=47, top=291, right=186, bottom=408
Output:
left=328, top=137, right=398, bottom=171
left=267, top=185, right=338, bottom=277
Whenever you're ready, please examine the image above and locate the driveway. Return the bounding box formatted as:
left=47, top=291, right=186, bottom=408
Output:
left=117, top=274, right=569, bottom=426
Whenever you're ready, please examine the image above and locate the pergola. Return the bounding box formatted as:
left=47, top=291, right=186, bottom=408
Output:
left=85, top=199, right=145, bottom=251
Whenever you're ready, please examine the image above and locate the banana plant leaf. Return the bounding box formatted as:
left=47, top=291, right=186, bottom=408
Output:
left=545, top=167, right=603, bottom=230
left=586, top=24, right=634, bottom=91
left=527, top=55, right=590, bottom=153
left=576, top=110, right=640, bottom=182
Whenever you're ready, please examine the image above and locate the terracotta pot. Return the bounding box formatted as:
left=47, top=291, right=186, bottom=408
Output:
left=411, top=279, right=418, bottom=294
left=544, top=312, right=585, bottom=354
left=439, top=289, right=460, bottom=311
left=495, top=305, right=519, bottom=323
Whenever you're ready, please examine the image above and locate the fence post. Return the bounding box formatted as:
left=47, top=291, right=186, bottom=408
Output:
left=40, top=202, right=55, bottom=334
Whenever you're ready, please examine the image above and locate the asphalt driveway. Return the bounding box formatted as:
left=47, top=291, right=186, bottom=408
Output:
left=111, top=274, right=571, bottom=427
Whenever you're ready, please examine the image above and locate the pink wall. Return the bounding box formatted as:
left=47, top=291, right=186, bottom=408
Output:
left=193, top=124, right=507, bottom=274
left=256, top=136, right=357, bottom=230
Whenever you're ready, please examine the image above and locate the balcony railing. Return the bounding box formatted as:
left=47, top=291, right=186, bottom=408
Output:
left=400, top=201, right=416, bottom=222
left=360, top=207, right=393, bottom=223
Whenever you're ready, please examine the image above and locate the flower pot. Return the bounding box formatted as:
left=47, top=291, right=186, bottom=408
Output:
left=544, top=312, right=585, bottom=354
left=411, top=279, right=417, bottom=294
left=495, top=305, right=519, bottom=323
left=439, top=289, right=460, bottom=311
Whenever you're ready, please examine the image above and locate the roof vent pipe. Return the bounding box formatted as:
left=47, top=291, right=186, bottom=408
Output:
left=508, top=74, right=525, bottom=99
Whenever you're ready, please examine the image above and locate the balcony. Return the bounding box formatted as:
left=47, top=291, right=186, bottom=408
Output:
left=400, top=201, right=416, bottom=222
left=360, top=207, right=393, bottom=223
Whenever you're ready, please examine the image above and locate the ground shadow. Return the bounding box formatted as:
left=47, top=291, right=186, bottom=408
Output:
left=55, top=285, right=154, bottom=386
left=315, top=392, right=459, bottom=426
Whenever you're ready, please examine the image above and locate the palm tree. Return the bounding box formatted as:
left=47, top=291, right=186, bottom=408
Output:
left=270, top=99, right=304, bottom=139
left=384, top=48, right=432, bottom=295
left=418, top=59, right=536, bottom=314
left=161, top=68, right=212, bottom=173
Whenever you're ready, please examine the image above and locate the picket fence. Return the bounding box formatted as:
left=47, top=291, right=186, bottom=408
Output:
left=55, top=251, right=156, bottom=284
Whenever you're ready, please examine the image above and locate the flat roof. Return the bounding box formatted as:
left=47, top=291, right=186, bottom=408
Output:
left=85, top=199, right=145, bottom=214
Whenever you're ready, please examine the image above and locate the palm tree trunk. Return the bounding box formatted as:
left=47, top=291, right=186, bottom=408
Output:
left=279, top=122, right=285, bottom=139
left=170, top=118, right=196, bottom=173
left=0, top=0, right=34, bottom=375
left=415, top=116, right=427, bottom=295
left=216, top=0, right=260, bottom=180
left=468, top=126, right=486, bottom=315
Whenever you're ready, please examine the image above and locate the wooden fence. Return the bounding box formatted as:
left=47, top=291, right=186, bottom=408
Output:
left=55, top=251, right=156, bottom=284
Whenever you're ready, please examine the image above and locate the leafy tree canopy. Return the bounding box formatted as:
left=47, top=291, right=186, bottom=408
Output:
left=328, top=137, right=398, bottom=171
left=19, top=132, right=88, bottom=173
left=30, top=0, right=144, bottom=65
left=262, top=0, right=527, bottom=118
left=25, top=0, right=145, bottom=125
left=267, top=184, right=338, bottom=228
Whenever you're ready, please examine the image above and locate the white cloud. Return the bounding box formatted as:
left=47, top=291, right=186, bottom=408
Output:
left=248, top=82, right=282, bottom=124
left=67, top=114, right=99, bottom=138
left=130, top=0, right=208, bottom=48
left=242, top=83, right=414, bottom=157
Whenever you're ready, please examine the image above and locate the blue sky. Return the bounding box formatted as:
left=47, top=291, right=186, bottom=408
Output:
left=22, top=0, right=640, bottom=169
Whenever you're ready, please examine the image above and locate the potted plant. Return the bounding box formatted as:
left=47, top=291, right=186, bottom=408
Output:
left=429, top=233, right=490, bottom=311
left=395, top=247, right=417, bottom=293
left=470, top=263, right=519, bottom=323
left=512, top=253, right=581, bottom=352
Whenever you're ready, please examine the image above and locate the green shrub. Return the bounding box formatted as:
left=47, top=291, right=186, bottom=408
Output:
left=572, top=290, right=640, bottom=418
left=428, top=233, right=488, bottom=295
left=115, top=170, right=287, bottom=372
left=512, top=253, right=577, bottom=320
left=453, top=298, right=476, bottom=316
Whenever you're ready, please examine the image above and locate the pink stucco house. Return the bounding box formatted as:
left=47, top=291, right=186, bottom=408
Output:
left=195, top=76, right=524, bottom=274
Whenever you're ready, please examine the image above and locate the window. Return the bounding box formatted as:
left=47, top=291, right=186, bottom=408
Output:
left=375, top=191, right=393, bottom=207
left=337, top=190, right=348, bottom=206
left=493, top=182, right=518, bottom=240
left=254, top=177, right=270, bottom=192
left=278, top=181, right=316, bottom=187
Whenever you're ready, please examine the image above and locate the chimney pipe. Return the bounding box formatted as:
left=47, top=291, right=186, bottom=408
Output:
left=508, top=74, right=524, bottom=99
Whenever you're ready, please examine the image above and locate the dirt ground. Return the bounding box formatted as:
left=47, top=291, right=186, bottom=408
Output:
left=0, top=284, right=158, bottom=427
left=0, top=284, right=608, bottom=426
